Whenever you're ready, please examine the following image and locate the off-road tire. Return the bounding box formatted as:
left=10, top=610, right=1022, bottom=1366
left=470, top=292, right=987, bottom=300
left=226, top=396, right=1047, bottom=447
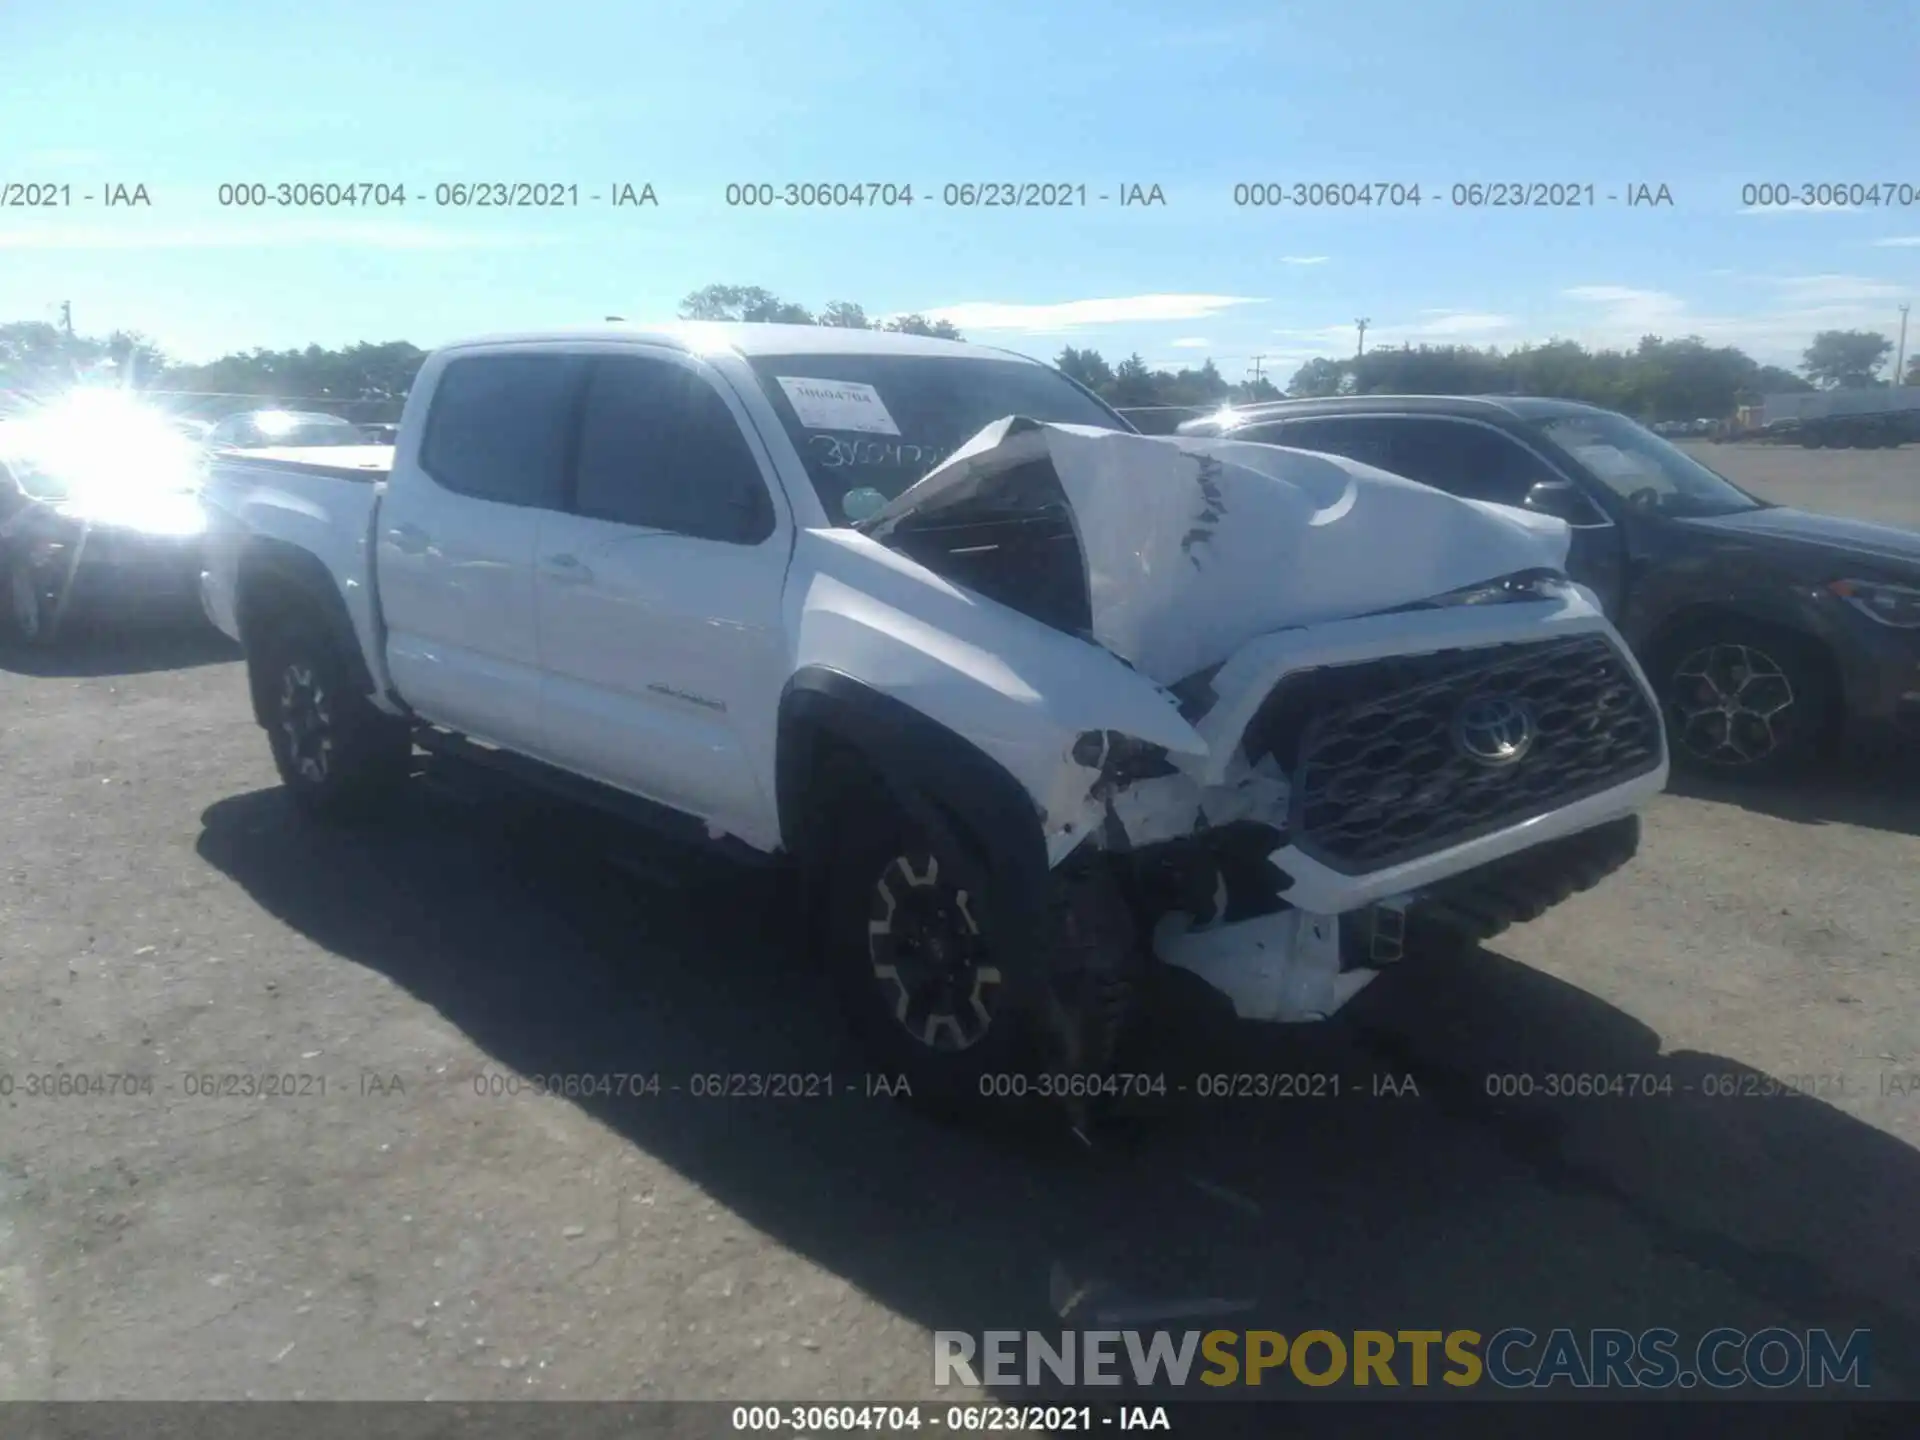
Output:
left=257, top=617, right=411, bottom=821
left=815, top=758, right=1139, bottom=1115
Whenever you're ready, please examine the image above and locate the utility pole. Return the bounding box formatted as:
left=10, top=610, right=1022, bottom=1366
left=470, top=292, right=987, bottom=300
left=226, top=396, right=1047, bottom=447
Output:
left=59, top=301, right=73, bottom=337
left=1355, top=318, right=1370, bottom=358
left=1896, top=304, right=1911, bottom=389
left=1247, top=355, right=1268, bottom=387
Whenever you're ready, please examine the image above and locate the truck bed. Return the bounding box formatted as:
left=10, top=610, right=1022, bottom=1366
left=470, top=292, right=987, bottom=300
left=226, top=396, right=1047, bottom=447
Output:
left=215, top=444, right=394, bottom=481
left=198, top=446, right=392, bottom=671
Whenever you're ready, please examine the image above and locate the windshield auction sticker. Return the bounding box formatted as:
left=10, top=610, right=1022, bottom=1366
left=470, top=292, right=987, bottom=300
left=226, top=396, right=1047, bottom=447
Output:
left=775, top=377, right=901, bottom=435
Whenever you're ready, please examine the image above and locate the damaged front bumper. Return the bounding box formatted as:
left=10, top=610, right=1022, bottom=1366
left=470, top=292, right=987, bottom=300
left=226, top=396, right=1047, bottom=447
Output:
left=1153, top=815, right=1645, bottom=1023
left=853, top=417, right=1668, bottom=1028
left=1051, top=591, right=1669, bottom=1024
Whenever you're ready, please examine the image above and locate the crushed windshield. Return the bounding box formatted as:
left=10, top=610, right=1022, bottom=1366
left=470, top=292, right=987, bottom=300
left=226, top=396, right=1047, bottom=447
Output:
left=1538, top=411, right=1761, bottom=518
left=744, top=353, right=1126, bottom=524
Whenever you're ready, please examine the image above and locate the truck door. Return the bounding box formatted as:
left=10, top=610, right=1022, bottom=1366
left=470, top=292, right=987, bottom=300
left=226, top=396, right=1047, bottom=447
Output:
left=377, top=350, right=583, bottom=755
left=532, top=350, right=791, bottom=849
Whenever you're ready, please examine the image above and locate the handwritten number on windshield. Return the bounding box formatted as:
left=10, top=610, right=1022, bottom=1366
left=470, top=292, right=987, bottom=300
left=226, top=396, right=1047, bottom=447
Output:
left=808, top=435, right=947, bottom=470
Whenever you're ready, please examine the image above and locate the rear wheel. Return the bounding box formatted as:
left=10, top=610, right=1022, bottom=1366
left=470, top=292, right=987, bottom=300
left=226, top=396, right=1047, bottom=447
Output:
left=4, top=559, right=60, bottom=647
left=1656, top=620, right=1832, bottom=778
left=257, top=619, right=411, bottom=820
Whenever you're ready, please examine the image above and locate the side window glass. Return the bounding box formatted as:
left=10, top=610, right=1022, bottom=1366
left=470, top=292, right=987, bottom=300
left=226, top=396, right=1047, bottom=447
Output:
left=1273, top=418, right=1397, bottom=471
left=1370, top=419, right=1534, bottom=506
left=419, top=354, right=579, bottom=507
left=573, top=357, right=774, bottom=544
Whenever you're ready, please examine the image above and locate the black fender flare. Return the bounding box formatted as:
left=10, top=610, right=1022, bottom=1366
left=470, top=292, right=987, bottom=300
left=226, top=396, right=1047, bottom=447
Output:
left=776, top=666, right=1055, bottom=1003
left=233, top=538, right=378, bottom=727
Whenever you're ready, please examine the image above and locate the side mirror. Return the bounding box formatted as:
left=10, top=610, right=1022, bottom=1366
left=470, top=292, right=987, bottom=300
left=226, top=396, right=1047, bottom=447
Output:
left=1522, top=479, right=1590, bottom=523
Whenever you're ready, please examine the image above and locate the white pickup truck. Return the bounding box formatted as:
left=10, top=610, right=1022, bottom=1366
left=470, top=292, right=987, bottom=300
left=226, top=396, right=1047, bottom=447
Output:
left=199, top=323, right=1668, bottom=1105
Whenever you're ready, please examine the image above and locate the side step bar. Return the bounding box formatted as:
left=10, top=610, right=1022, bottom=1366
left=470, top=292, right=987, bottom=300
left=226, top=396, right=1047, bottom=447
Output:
left=411, top=726, right=784, bottom=871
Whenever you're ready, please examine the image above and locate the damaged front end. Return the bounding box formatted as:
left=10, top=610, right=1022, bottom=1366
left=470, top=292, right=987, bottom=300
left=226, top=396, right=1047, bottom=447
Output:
left=860, top=418, right=1669, bottom=1026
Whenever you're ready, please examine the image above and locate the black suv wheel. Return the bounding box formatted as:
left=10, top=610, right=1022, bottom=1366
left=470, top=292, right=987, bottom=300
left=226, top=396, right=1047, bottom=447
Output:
left=1657, top=619, right=1831, bottom=778
left=4, top=559, right=60, bottom=647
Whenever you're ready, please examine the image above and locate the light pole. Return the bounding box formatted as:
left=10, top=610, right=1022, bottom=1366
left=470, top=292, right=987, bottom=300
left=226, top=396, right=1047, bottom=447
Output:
left=1355, top=318, right=1370, bottom=358
left=1896, top=304, right=1910, bottom=389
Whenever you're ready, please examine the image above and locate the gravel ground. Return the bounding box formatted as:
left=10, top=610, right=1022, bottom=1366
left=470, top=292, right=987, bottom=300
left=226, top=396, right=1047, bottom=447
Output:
left=2, top=443, right=1918, bottom=1405
left=1678, top=438, right=1920, bottom=526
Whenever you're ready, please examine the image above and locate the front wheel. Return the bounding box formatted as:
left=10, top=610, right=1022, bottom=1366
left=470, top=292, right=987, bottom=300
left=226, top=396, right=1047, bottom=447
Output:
left=817, top=765, right=1139, bottom=1114
left=257, top=620, right=411, bottom=820
left=1657, top=621, right=1832, bottom=778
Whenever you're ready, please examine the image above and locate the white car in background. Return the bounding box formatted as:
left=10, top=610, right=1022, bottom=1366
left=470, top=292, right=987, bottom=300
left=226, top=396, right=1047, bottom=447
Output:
left=1, top=391, right=211, bottom=646
left=204, top=409, right=366, bottom=452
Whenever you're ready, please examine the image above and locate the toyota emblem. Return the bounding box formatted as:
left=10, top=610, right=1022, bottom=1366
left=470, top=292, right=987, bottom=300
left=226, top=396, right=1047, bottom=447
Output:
left=1451, top=693, right=1537, bottom=766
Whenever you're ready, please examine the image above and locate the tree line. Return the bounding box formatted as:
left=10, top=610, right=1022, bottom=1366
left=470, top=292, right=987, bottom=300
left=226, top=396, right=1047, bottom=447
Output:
left=3, top=285, right=1912, bottom=429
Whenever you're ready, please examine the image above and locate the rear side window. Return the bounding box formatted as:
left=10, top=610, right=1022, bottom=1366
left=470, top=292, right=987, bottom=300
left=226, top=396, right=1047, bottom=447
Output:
left=420, top=354, right=581, bottom=507
left=571, top=355, right=775, bottom=544
left=1264, top=417, right=1398, bottom=471
left=1374, top=418, right=1559, bottom=506
left=1274, top=415, right=1557, bottom=508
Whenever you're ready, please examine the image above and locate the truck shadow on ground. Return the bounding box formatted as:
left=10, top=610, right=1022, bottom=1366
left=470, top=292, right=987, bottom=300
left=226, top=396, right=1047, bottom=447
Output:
left=1666, top=753, right=1920, bottom=840
left=195, top=782, right=1920, bottom=1401
left=0, top=619, right=238, bottom=678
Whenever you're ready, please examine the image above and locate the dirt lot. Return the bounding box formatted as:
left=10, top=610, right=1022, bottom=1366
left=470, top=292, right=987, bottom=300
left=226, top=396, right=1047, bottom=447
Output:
left=2, top=443, right=1919, bottom=1404
left=1679, top=438, right=1920, bottom=525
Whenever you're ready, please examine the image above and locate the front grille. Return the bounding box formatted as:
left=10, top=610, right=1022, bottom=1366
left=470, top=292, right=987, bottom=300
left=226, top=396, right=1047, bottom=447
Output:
left=1247, top=634, right=1662, bottom=874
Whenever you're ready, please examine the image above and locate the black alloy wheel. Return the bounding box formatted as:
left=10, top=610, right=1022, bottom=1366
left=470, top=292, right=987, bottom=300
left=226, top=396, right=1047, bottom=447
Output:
left=1660, top=623, right=1829, bottom=777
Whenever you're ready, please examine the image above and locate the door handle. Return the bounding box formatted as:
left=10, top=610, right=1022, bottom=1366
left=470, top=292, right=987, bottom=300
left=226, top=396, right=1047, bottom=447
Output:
left=389, top=522, right=429, bottom=554
left=542, top=552, right=593, bottom=583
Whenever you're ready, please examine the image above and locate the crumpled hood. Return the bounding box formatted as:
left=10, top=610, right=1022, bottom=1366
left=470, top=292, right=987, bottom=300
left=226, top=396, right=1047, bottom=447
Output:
left=862, top=417, right=1571, bottom=684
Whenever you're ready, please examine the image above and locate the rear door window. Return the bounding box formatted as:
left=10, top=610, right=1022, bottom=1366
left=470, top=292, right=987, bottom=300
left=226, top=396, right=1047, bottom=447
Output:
left=420, top=353, right=583, bottom=508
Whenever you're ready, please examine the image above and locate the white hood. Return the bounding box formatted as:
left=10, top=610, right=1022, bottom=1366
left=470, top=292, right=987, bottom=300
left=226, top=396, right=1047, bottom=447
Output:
left=863, top=417, right=1572, bottom=685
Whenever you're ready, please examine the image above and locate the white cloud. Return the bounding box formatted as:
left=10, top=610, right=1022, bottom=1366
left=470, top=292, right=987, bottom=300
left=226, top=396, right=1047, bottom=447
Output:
left=1869, top=235, right=1920, bottom=247
left=1170, top=337, right=1210, bottom=348
left=1554, top=279, right=1905, bottom=365
left=918, top=294, right=1265, bottom=334
left=1402, top=310, right=1514, bottom=338
left=1277, top=255, right=1329, bottom=265
left=1561, top=285, right=1692, bottom=330
left=0, top=220, right=546, bottom=251
left=1760, top=273, right=1908, bottom=305
left=1270, top=324, right=1355, bottom=342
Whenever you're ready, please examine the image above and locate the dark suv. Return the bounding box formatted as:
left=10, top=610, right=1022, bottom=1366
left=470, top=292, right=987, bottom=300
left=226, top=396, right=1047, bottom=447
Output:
left=1181, top=395, right=1920, bottom=777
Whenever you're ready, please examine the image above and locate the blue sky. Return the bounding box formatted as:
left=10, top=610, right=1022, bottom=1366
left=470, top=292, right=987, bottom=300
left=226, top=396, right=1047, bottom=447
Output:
left=3, top=0, right=1916, bottom=381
